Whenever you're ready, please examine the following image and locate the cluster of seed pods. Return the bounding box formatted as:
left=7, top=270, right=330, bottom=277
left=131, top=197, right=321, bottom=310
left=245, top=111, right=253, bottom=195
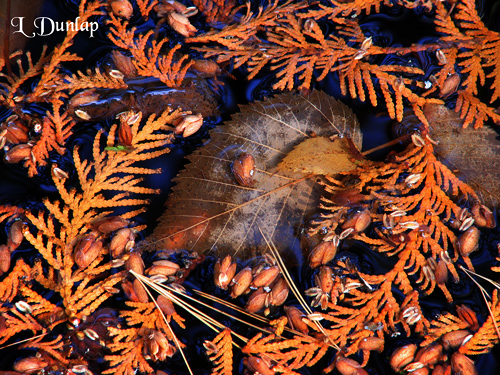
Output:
left=213, top=255, right=290, bottom=316
left=1, top=114, right=42, bottom=165
left=390, top=305, right=479, bottom=375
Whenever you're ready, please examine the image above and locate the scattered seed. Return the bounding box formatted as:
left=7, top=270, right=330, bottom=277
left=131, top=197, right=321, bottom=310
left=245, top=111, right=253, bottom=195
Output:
left=15, top=301, right=32, bottom=314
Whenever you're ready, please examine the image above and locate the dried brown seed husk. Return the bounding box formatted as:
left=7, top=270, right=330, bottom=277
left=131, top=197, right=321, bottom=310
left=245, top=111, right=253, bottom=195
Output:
left=358, top=336, right=384, bottom=352
left=309, top=239, right=338, bottom=268
left=246, top=288, right=268, bottom=313
left=414, top=343, right=443, bottom=367
left=457, top=226, right=480, bottom=257
left=74, top=233, right=103, bottom=269
left=230, top=267, right=252, bottom=298
left=252, top=265, right=280, bottom=288
left=442, top=329, right=472, bottom=349
left=126, top=252, right=145, bottom=274
left=390, top=344, right=417, bottom=372
left=451, top=352, right=477, bottom=375
left=284, top=306, right=309, bottom=335
left=269, top=277, right=289, bottom=306
left=231, top=153, right=256, bottom=187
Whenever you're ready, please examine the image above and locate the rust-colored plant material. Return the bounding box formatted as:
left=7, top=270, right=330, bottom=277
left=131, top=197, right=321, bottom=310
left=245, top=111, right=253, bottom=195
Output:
left=2, top=0, right=500, bottom=374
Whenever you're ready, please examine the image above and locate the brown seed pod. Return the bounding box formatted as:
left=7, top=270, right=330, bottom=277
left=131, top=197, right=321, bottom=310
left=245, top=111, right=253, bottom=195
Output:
left=284, top=306, right=309, bottom=335
left=173, top=114, right=203, bottom=137
left=456, top=305, right=479, bottom=332
left=132, top=279, right=149, bottom=303
left=146, top=330, right=176, bottom=361
left=13, top=357, right=48, bottom=373
left=166, top=11, right=197, bottom=37
left=390, top=344, right=417, bottom=372
left=126, top=252, right=145, bottom=275
left=335, top=356, right=362, bottom=375
left=316, top=266, right=334, bottom=295
left=4, top=143, right=32, bottom=163
left=243, top=356, right=274, bottom=375
left=157, top=295, right=176, bottom=317
left=7, top=220, right=24, bottom=251
left=358, top=336, right=384, bottom=352
left=434, top=259, right=448, bottom=285
left=110, top=228, right=135, bottom=258
left=231, top=153, right=256, bottom=187
left=118, top=122, right=133, bottom=147
left=229, top=267, right=252, bottom=298
left=471, top=204, right=495, bottom=228
left=0, top=244, right=11, bottom=274
left=154, top=0, right=188, bottom=16
left=214, top=255, right=237, bottom=290
left=269, top=277, right=289, bottom=306
left=457, top=226, right=480, bottom=257
left=451, top=352, right=477, bottom=375
left=110, top=51, right=137, bottom=77
left=191, top=60, right=221, bottom=76
left=246, top=287, right=268, bottom=313
left=252, top=265, right=280, bottom=288
left=414, top=343, right=443, bottom=367
left=442, top=329, right=472, bottom=349
left=69, top=89, right=100, bottom=110
left=2, top=118, right=29, bottom=144
left=342, top=210, right=371, bottom=234
left=108, top=0, right=133, bottom=19
left=439, top=73, right=460, bottom=98
left=92, top=216, right=129, bottom=234
left=146, top=260, right=180, bottom=277
left=74, top=233, right=103, bottom=269
left=309, top=237, right=339, bottom=268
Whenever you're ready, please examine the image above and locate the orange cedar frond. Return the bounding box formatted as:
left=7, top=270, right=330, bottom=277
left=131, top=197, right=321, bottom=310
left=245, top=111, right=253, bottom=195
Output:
left=0, top=205, right=24, bottom=224
left=59, top=68, right=128, bottom=94
left=456, top=90, right=500, bottom=128
left=0, top=48, right=48, bottom=107
left=107, top=15, right=193, bottom=87
left=206, top=328, right=233, bottom=375
left=105, top=326, right=154, bottom=375
left=0, top=259, right=31, bottom=303
left=191, top=0, right=239, bottom=25
left=0, top=307, right=44, bottom=346
left=422, top=311, right=470, bottom=347
left=28, top=0, right=104, bottom=101
left=460, top=290, right=500, bottom=355
left=18, top=284, right=58, bottom=317
left=310, top=133, right=482, bottom=349
left=243, top=333, right=329, bottom=370
left=302, top=0, right=389, bottom=19
left=136, top=0, right=159, bottom=18
left=21, top=335, right=69, bottom=366
left=25, top=102, right=75, bottom=177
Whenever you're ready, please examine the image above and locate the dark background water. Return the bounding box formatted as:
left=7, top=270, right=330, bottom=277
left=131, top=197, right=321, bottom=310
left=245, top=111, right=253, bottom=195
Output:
left=1, top=0, right=500, bottom=374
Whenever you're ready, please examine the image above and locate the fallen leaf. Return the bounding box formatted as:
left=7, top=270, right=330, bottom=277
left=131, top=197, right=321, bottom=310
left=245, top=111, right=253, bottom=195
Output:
left=278, top=136, right=359, bottom=175
left=396, top=103, right=500, bottom=202
left=146, top=90, right=361, bottom=257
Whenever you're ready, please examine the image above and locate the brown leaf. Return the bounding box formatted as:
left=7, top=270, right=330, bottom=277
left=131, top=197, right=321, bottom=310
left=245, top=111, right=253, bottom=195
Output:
left=277, top=136, right=359, bottom=175
left=424, top=103, right=500, bottom=202
left=146, top=91, right=361, bottom=257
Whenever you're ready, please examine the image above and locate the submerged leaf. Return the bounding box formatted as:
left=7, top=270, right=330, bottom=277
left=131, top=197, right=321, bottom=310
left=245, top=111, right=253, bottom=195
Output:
left=278, top=136, right=359, bottom=175
left=147, top=91, right=361, bottom=257
left=424, top=104, right=500, bottom=202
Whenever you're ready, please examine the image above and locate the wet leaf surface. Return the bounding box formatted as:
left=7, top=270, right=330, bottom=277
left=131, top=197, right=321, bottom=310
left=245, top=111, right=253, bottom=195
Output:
left=425, top=104, right=500, bottom=203
left=147, top=90, right=361, bottom=257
